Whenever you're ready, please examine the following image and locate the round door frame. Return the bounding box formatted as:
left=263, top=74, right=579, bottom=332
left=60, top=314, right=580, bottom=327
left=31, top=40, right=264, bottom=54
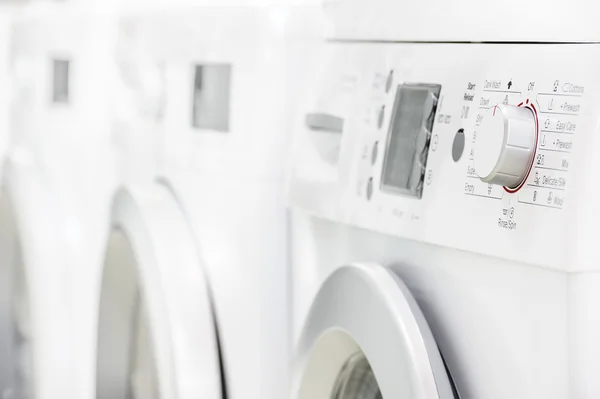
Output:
left=292, top=262, right=455, bottom=399
left=96, top=183, right=222, bottom=399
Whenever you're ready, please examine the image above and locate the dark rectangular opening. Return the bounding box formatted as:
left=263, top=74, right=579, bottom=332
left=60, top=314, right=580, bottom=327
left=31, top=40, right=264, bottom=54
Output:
left=192, top=64, right=231, bottom=132
left=52, top=59, right=70, bottom=104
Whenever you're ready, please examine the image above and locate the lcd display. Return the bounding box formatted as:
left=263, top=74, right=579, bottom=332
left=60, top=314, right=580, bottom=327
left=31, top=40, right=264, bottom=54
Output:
left=381, top=84, right=440, bottom=198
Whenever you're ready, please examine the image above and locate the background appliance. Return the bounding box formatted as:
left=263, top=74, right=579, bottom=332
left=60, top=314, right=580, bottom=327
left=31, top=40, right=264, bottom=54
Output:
left=94, top=5, right=325, bottom=399
left=9, top=4, right=127, bottom=398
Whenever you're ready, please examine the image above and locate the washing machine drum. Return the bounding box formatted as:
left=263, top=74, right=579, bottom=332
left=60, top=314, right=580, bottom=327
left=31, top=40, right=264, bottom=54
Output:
left=96, top=184, right=224, bottom=399
left=293, top=263, right=458, bottom=399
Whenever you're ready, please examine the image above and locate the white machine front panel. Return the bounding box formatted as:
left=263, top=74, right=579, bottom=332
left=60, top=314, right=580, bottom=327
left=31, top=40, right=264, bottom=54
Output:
left=288, top=43, right=600, bottom=271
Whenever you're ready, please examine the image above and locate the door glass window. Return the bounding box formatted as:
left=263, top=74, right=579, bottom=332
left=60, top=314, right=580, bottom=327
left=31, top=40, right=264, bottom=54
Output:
left=331, top=352, right=382, bottom=399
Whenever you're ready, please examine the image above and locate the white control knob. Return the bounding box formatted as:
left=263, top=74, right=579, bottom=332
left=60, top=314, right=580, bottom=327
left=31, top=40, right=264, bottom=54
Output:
left=474, top=104, right=537, bottom=188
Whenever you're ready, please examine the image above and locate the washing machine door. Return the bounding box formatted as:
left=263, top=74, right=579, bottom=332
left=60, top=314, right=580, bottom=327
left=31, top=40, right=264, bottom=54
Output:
left=293, top=263, right=457, bottom=399
left=96, top=183, right=223, bottom=399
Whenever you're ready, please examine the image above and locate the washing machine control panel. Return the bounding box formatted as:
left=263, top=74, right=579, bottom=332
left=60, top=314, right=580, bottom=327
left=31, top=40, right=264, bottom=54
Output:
left=288, top=43, right=600, bottom=271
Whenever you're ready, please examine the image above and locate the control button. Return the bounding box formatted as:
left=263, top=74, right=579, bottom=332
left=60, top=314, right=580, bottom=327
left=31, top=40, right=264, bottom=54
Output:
left=377, top=106, right=385, bottom=129
left=371, top=141, right=379, bottom=165
left=474, top=104, right=536, bottom=188
left=451, top=129, right=465, bottom=162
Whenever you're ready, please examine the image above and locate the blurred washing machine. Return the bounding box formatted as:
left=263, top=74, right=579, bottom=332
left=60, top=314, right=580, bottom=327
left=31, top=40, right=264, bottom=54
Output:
left=94, top=5, right=324, bottom=399
left=7, top=4, right=146, bottom=399
left=287, top=4, right=600, bottom=399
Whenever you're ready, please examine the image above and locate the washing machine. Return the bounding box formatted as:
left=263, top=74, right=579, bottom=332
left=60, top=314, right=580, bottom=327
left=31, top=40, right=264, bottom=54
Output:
left=94, top=5, right=324, bottom=399
left=8, top=4, right=133, bottom=398
left=287, top=6, right=600, bottom=398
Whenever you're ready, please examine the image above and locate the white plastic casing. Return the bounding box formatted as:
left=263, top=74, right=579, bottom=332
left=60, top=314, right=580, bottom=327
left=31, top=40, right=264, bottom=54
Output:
left=474, top=104, right=536, bottom=188
left=323, top=0, right=600, bottom=42
left=114, top=13, right=165, bottom=186
left=125, top=6, right=324, bottom=181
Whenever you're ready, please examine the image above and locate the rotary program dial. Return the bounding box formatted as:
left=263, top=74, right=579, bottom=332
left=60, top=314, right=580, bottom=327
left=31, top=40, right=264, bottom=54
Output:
left=474, top=104, right=537, bottom=190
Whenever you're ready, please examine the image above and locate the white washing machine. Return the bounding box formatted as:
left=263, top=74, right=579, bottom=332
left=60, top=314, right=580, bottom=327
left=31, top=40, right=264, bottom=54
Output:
left=287, top=13, right=600, bottom=399
left=94, top=5, right=324, bottom=399
left=8, top=4, right=134, bottom=399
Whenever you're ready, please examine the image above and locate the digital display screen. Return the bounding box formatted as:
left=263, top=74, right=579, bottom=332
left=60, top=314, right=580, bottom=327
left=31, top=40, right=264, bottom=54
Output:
left=381, top=84, right=440, bottom=198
